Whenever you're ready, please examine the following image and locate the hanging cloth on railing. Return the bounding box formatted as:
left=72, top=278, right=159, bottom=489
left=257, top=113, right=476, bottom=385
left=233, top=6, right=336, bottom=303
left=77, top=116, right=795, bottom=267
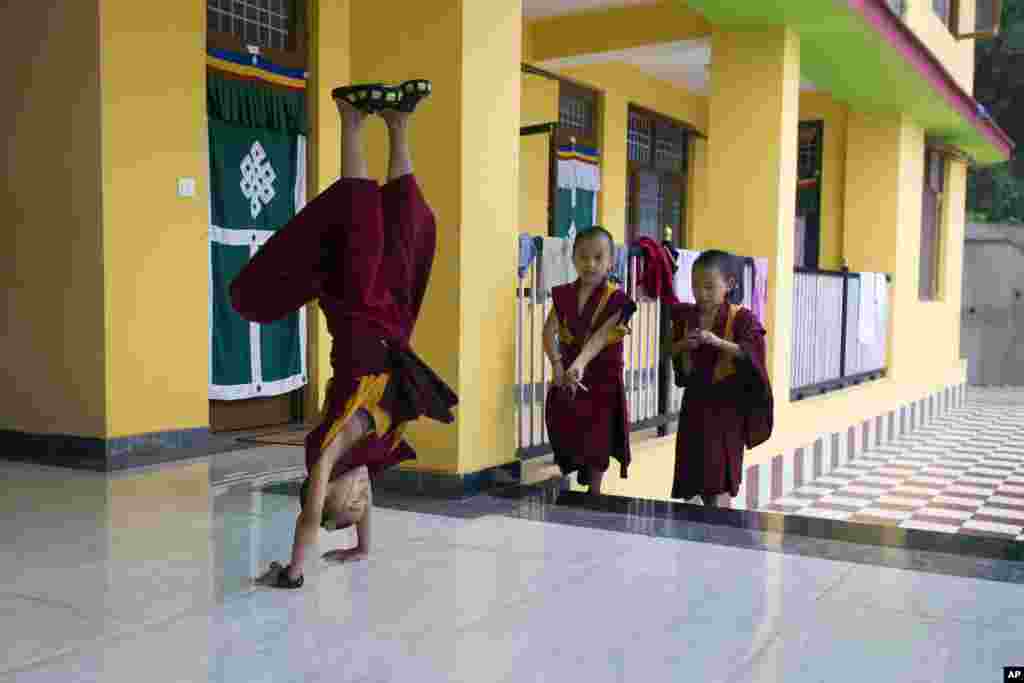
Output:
left=672, top=249, right=700, bottom=304
left=554, top=143, right=601, bottom=243
left=535, top=236, right=578, bottom=298
left=858, top=272, right=879, bottom=345
left=751, top=257, right=769, bottom=323
left=634, top=237, right=680, bottom=304
left=610, top=243, right=628, bottom=284
left=518, top=233, right=538, bottom=279
left=207, top=65, right=308, bottom=401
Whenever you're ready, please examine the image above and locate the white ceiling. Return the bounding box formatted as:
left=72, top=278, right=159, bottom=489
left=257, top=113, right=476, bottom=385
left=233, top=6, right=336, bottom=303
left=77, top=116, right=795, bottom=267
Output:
left=523, top=0, right=661, bottom=20
left=536, top=39, right=817, bottom=95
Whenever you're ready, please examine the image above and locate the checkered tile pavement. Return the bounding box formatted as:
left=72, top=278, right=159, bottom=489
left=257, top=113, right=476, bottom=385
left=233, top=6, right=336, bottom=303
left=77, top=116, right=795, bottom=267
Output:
left=762, top=387, right=1024, bottom=542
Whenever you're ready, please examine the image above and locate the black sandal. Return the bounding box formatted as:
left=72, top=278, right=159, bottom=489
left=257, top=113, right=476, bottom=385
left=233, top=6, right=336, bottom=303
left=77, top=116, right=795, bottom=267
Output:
left=331, top=83, right=398, bottom=114
left=273, top=564, right=304, bottom=589
left=394, top=79, right=431, bottom=113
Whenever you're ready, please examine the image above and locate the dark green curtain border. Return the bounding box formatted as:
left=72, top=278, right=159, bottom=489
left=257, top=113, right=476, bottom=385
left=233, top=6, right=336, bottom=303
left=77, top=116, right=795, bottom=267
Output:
left=207, top=70, right=307, bottom=135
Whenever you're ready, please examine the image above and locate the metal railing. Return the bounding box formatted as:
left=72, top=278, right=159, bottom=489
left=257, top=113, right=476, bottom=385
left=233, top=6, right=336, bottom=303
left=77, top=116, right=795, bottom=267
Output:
left=791, top=267, right=890, bottom=400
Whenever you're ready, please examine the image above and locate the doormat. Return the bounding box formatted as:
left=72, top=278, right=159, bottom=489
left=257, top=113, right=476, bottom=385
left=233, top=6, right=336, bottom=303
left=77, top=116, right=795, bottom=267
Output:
left=235, top=425, right=314, bottom=447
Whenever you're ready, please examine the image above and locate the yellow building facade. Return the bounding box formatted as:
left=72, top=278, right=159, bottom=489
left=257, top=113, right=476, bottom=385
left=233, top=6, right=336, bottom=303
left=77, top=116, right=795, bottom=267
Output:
left=2, top=1, right=1012, bottom=500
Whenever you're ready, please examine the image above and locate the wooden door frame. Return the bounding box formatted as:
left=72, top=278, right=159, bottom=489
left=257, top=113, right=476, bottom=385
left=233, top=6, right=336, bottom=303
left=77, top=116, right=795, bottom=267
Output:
left=207, top=0, right=309, bottom=433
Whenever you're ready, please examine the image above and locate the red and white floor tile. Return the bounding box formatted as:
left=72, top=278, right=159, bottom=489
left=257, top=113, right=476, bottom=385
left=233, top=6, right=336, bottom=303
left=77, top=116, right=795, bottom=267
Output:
left=762, top=388, right=1024, bottom=542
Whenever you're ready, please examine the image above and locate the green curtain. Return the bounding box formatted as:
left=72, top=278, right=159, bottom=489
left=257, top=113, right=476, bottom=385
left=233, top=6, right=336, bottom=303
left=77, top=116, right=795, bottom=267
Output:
left=208, top=72, right=307, bottom=401
left=207, top=71, right=307, bottom=135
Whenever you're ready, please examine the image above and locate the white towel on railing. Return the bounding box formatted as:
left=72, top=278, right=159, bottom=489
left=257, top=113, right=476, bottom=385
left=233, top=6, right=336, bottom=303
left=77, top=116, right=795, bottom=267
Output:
left=536, top=236, right=577, bottom=298
left=673, top=249, right=700, bottom=304
left=873, top=273, right=888, bottom=358
left=857, top=272, right=878, bottom=344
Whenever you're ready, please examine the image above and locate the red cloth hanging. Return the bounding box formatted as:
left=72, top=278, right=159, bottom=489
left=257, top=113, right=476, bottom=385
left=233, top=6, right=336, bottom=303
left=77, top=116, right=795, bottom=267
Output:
left=634, top=237, right=680, bottom=305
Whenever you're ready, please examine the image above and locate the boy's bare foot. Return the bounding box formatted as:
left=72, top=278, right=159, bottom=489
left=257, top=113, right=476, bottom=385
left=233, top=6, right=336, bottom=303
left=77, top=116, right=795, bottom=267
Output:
left=379, top=108, right=411, bottom=129
left=334, top=96, right=368, bottom=128
left=322, top=548, right=369, bottom=564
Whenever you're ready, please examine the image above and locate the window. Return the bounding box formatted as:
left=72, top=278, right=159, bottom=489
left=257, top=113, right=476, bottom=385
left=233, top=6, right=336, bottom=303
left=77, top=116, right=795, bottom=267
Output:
left=919, top=148, right=947, bottom=301
left=626, top=106, right=689, bottom=246
left=796, top=121, right=824, bottom=269
left=207, top=0, right=306, bottom=70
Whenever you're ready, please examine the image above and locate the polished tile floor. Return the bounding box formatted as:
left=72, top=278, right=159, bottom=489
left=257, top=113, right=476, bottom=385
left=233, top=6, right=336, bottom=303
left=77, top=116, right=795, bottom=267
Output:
left=3, top=403, right=1024, bottom=681
left=763, top=387, right=1024, bottom=541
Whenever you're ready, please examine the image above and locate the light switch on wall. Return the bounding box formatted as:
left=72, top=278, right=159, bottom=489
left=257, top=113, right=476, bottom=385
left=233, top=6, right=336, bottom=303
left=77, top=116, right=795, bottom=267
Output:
left=177, top=177, right=197, bottom=198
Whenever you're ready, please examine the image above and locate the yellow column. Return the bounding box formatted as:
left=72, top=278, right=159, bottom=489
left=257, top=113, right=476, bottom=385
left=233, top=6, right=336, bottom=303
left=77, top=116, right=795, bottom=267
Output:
left=705, top=27, right=800, bottom=406
left=305, top=0, right=352, bottom=418
left=350, top=0, right=522, bottom=475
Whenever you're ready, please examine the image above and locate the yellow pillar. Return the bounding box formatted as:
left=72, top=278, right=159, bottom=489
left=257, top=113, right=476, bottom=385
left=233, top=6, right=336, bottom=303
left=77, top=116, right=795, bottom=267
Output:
left=350, top=0, right=522, bottom=475
left=705, top=26, right=800, bottom=406
left=305, top=0, right=352, bottom=419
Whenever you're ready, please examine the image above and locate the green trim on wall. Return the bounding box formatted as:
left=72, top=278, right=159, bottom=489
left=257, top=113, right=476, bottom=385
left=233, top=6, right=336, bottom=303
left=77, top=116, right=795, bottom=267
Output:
left=679, top=0, right=1008, bottom=164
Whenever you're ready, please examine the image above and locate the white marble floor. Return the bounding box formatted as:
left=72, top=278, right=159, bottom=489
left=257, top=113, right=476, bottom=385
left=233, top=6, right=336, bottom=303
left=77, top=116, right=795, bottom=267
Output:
left=1, top=454, right=1022, bottom=683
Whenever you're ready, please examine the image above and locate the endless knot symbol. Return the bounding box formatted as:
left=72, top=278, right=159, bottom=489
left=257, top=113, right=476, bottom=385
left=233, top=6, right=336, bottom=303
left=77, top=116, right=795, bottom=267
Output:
left=239, top=141, right=277, bottom=219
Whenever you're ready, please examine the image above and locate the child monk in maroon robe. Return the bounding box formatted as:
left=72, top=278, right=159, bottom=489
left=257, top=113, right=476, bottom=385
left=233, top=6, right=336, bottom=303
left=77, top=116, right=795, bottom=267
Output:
left=230, top=80, right=457, bottom=588
left=669, top=250, right=773, bottom=507
left=543, top=227, right=637, bottom=495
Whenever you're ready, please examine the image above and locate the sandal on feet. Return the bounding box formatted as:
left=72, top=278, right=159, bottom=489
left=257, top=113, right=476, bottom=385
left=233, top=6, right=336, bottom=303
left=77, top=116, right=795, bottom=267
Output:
left=393, top=79, right=431, bottom=113
left=331, top=83, right=397, bottom=114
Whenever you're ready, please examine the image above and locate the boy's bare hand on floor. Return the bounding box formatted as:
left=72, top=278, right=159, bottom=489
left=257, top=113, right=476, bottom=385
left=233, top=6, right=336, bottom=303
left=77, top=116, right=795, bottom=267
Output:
left=322, top=548, right=368, bottom=564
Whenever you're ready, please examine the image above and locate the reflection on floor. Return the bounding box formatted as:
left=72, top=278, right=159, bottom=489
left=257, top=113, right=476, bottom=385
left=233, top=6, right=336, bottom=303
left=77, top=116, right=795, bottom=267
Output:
left=762, top=387, right=1024, bottom=541
left=2, top=389, right=1023, bottom=682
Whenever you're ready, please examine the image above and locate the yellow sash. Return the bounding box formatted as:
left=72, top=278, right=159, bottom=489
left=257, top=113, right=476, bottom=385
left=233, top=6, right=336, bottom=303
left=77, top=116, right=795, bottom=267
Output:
left=557, top=282, right=626, bottom=346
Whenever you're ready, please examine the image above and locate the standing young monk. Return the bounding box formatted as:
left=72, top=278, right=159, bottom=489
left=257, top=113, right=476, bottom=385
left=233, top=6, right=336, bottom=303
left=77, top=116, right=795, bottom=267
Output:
left=230, top=80, right=458, bottom=588
left=543, top=227, right=637, bottom=495
left=669, top=250, right=773, bottom=506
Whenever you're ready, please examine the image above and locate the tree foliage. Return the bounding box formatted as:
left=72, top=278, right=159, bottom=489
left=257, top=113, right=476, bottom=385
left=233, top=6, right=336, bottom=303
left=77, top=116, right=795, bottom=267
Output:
left=968, top=0, right=1024, bottom=223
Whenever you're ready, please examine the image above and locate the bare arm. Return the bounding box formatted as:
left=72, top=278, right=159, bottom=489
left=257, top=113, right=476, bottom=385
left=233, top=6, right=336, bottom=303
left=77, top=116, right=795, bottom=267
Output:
left=574, top=311, right=624, bottom=368
left=543, top=309, right=565, bottom=379
left=286, top=453, right=332, bottom=579
left=354, top=482, right=372, bottom=553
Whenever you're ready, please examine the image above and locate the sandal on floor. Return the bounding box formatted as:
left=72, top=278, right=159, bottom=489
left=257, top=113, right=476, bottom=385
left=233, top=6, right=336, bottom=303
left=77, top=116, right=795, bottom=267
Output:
left=331, top=83, right=397, bottom=114
left=273, top=563, right=304, bottom=589
left=394, top=79, right=431, bottom=113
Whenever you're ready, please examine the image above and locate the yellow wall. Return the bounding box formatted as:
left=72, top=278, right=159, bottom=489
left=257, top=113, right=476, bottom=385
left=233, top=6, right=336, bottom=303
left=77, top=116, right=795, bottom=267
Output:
left=842, top=112, right=965, bottom=383
left=351, top=0, right=522, bottom=475
left=904, top=0, right=975, bottom=94
left=519, top=73, right=558, bottom=235
left=1, top=2, right=107, bottom=437
left=99, top=0, right=208, bottom=437
left=527, top=2, right=708, bottom=63
left=799, top=93, right=849, bottom=270
left=547, top=62, right=708, bottom=243
left=305, top=0, right=351, bottom=419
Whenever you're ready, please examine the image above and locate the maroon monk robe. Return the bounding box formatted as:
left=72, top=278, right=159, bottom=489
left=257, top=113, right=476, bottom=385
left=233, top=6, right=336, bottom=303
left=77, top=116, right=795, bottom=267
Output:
left=230, top=175, right=457, bottom=483
left=670, top=302, right=773, bottom=500
left=545, top=280, right=637, bottom=481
